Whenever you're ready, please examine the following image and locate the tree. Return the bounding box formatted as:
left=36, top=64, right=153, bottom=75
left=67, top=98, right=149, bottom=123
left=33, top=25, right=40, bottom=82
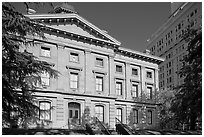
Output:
left=156, top=89, right=177, bottom=129
left=2, top=2, right=59, bottom=127
left=171, top=28, right=202, bottom=130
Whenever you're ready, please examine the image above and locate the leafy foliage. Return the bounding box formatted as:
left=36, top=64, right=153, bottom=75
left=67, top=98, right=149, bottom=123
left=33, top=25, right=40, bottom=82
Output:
left=2, top=3, right=59, bottom=127
left=171, top=28, right=202, bottom=130
left=156, top=89, right=177, bottom=129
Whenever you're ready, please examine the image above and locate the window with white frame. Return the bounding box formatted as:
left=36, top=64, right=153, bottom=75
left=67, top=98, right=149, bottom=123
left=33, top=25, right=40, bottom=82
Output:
left=41, top=71, right=50, bottom=86
left=147, top=110, right=153, bottom=124
left=146, top=86, right=153, bottom=99
left=70, top=72, right=78, bottom=89
left=116, top=81, right=122, bottom=96
left=70, top=52, right=79, bottom=63
left=41, top=46, right=51, bottom=57
left=95, top=105, right=104, bottom=122
left=116, top=108, right=122, bottom=122
left=96, top=57, right=104, bottom=67
left=132, top=68, right=138, bottom=76
left=96, top=76, right=103, bottom=92
left=39, top=101, right=51, bottom=120
left=146, top=71, right=152, bottom=79
left=116, top=65, right=122, bottom=73
left=133, top=109, right=139, bottom=124
left=132, top=84, right=138, bottom=98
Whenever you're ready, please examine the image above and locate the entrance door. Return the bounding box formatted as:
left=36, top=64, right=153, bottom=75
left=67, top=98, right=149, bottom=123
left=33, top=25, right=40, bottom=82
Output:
left=68, top=102, right=80, bottom=124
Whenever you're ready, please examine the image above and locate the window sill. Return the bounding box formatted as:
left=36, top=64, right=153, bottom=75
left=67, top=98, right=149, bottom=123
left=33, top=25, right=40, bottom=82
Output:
left=40, top=55, right=51, bottom=58
left=115, top=71, right=123, bottom=74
left=69, top=60, right=80, bottom=64
left=95, top=65, right=104, bottom=68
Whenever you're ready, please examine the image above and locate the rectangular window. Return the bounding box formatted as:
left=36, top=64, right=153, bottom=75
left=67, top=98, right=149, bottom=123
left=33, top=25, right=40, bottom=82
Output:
left=133, top=109, right=138, bottom=124
left=41, top=46, right=51, bottom=57
left=70, top=52, right=79, bottom=63
left=132, top=84, right=138, bottom=98
left=146, top=71, right=152, bottom=79
left=41, top=71, right=50, bottom=86
left=39, top=101, right=51, bottom=120
left=146, top=87, right=153, bottom=99
left=96, top=76, right=103, bottom=91
left=116, top=65, right=122, bottom=73
left=116, top=82, right=122, bottom=96
left=96, top=58, right=104, bottom=67
left=147, top=110, right=153, bottom=124
left=95, top=105, right=104, bottom=122
left=70, top=72, right=78, bottom=89
left=132, top=68, right=138, bottom=76
left=116, top=108, right=122, bottom=122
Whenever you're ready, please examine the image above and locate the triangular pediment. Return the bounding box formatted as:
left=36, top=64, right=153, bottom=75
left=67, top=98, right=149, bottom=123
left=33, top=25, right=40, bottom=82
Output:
left=27, top=14, right=121, bottom=46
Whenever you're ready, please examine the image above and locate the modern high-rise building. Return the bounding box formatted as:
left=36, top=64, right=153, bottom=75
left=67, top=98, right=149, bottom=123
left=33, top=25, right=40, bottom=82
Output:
left=147, top=2, right=202, bottom=90
left=20, top=3, right=164, bottom=130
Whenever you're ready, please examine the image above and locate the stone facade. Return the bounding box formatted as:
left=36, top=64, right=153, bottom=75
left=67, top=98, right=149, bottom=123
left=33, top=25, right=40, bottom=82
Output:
left=23, top=5, right=164, bottom=129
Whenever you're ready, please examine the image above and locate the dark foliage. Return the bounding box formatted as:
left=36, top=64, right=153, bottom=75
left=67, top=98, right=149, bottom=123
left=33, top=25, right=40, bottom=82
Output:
left=171, top=28, right=202, bottom=130
left=2, top=3, right=59, bottom=127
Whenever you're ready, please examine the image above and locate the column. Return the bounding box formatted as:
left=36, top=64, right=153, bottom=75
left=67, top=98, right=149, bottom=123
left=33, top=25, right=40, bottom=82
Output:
left=109, top=100, right=116, bottom=129
left=154, top=68, right=159, bottom=103
left=84, top=49, right=92, bottom=94
left=140, top=66, right=146, bottom=101
left=109, top=55, right=115, bottom=97
left=56, top=96, right=65, bottom=128
left=125, top=63, right=131, bottom=99
left=56, top=45, right=66, bottom=91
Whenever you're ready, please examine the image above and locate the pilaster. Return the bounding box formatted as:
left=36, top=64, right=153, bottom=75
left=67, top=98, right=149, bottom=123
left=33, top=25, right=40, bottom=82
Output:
left=125, top=62, right=131, bottom=100
left=109, top=55, right=115, bottom=97
left=140, top=66, right=146, bottom=101
left=84, top=49, right=92, bottom=94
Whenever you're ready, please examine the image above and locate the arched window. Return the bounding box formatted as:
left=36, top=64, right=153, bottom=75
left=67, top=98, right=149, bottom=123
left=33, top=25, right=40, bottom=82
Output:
left=39, top=101, right=51, bottom=120
left=95, top=105, right=104, bottom=122
left=116, top=108, right=122, bottom=122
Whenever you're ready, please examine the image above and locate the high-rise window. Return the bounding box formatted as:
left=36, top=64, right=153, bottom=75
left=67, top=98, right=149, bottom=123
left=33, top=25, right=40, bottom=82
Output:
left=116, top=82, right=122, bottom=96
left=70, top=52, right=79, bottom=63
left=41, top=71, right=50, bottom=86
left=147, top=110, right=153, bottom=124
left=116, top=65, right=122, bottom=73
left=95, top=105, right=104, bottom=122
left=41, top=46, right=51, bottom=57
left=39, top=101, right=51, bottom=120
left=70, top=72, right=78, bottom=89
left=133, top=109, right=138, bottom=124
left=132, top=84, right=138, bottom=98
left=146, top=87, right=153, bottom=99
left=96, top=58, right=103, bottom=67
left=132, top=68, right=138, bottom=76
left=96, top=76, right=103, bottom=91
left=116, top=108, right=122, bottom=122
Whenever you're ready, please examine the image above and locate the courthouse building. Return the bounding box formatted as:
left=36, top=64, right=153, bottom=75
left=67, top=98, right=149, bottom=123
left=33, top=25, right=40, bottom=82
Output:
left=23, top=4, right=164, bottom=129
left=147, top=2, right=202, bottom=90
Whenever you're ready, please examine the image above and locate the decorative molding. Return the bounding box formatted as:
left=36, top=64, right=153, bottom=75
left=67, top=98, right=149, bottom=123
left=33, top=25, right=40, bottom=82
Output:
left=92, top=70, right=107, bottom=75
left=66, top=65, right=83, bottom=71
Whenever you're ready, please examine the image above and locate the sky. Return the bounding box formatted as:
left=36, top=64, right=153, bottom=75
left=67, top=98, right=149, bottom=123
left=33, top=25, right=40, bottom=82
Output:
left=12, top=2, right=171, bottom=52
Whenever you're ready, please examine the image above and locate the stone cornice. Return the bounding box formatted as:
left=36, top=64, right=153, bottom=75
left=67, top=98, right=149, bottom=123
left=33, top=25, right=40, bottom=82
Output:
left=25, top=14, right=121, bottom=45
left=117, top=47, right=165, bottom=65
